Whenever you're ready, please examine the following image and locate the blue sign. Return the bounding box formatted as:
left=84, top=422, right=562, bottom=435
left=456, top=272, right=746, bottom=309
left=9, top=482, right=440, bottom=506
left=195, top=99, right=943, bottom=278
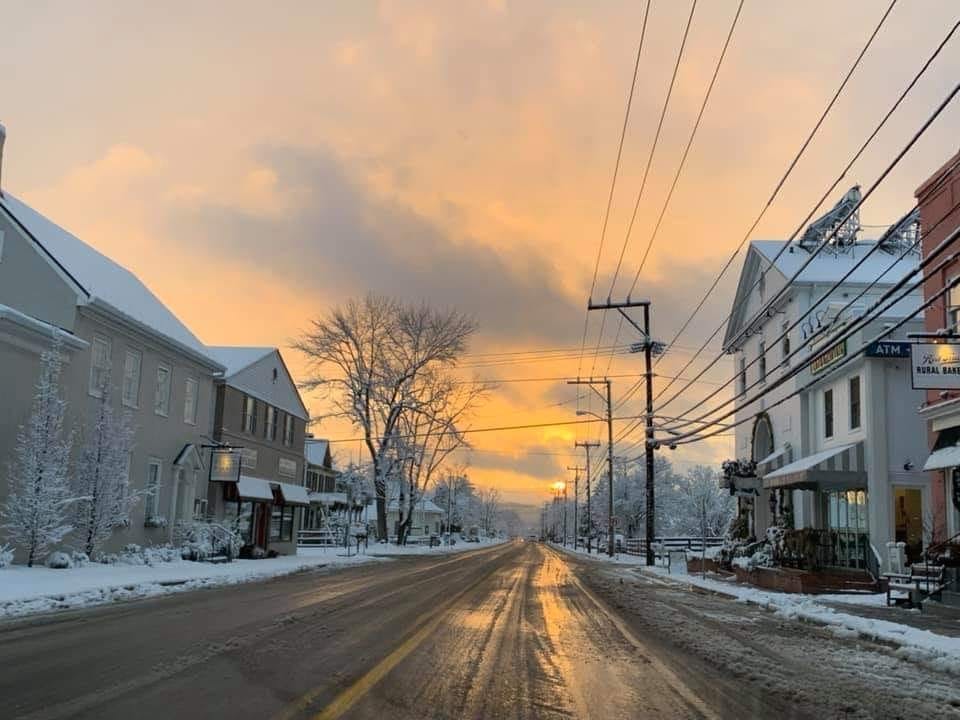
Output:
left=864, top=341, right=911, bottom=358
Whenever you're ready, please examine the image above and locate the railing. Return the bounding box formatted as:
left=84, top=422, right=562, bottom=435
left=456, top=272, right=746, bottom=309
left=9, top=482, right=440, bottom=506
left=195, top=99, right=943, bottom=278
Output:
left=298, top=528, right=344, bottom=547
left=621, top=536, right=725, bottom=558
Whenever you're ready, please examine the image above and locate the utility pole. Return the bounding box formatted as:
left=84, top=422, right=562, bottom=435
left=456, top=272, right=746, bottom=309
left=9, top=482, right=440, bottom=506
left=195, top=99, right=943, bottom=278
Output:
left=568, top=377, right=615, bottom=556
left=587, top=297, right=656, bottom=566
left=567, top=465, right=585, bottom=551
left=575, top=441, right=599, bottom=553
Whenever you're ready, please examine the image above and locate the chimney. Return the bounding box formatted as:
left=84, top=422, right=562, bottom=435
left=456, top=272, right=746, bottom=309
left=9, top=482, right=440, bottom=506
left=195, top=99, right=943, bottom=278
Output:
left=0, top=122, right=5, bottom=196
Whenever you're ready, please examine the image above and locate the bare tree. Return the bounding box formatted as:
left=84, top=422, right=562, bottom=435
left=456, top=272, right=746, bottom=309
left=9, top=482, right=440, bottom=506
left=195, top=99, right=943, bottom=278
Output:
left=295, top=294, right=476, bottom=540
left=477, top=487, right=501, bottom=536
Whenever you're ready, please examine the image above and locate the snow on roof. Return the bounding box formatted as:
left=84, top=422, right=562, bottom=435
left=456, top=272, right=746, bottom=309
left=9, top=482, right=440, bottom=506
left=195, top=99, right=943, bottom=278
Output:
left=206, top=346, right=274, bottom=378
left=387, top=499, right=444, bottom=515
left=304, top=439, right=331, bottom=468
left=0, top=192, right=220, bottom=368
left=751, top=240, right=919, bottom=286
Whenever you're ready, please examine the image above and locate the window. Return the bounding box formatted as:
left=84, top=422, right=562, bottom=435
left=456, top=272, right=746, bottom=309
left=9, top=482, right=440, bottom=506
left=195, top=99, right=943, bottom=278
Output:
left=738, top=356, right=747, bottom=394
left=240, top=447, right=258, bottom=469
left=270, top=505, right=295, bottom=542
left=758, top=341, right=767, bottom=383
left=849, top=376, right=861, bottom=430
left=242, top=395, right=258, bottom=434
left=89, top=335, right=112, bottom=397
left=265, top=405, right=278, bottom=441
left=121, top=349, right=142, bottom=408
left=306, top=468, right=321, bottom=492
left=278, top=457, right=297, bottom=479
left=183, top=378, right=199, bottom=425
left=947, top=282, right=960, bottom=330
left=781, top=323, right=790, bottom=367
left=155, top=364, right=171, bottom=416
left=824, top=388, right=834, bottom=438
left=144, top=460, right=162, bottom=521
left=283, top=413, right=295, bottom=447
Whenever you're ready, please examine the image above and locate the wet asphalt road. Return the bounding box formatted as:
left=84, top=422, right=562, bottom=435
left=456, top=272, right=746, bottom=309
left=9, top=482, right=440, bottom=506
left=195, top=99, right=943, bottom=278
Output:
left=0, top=542, right=820, bottom=719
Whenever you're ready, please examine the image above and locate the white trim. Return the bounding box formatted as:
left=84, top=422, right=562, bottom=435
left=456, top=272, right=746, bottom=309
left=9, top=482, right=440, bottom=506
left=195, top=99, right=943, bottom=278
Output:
left=121, top=347, right=142, bottom=409
left=154, top=363, right=171, bottom=417
left=183, top=376, right=199, bottom=425
left=88, top=334, right=112, bottom=398
left=144, top=458, right=163, bottom=521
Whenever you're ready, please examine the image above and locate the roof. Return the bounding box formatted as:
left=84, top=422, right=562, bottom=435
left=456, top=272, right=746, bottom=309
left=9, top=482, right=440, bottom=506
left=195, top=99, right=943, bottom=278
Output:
left=207, top=346, right=310, bottom=421
left=0, top=192, right=221, bottom=369
left=750, top=240, right=918, bottom=286
left=304, top=439, right=332, bottom=468
left=0, top=303, right=87, bottom=350
left=206, top=346, right=274, bottom=377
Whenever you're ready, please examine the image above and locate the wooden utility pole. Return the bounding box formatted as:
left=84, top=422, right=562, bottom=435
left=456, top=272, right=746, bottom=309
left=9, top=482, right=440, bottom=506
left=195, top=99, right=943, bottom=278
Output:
left=567, top=465, right=585, bottom=550
left=568, top=377, right=615, bottom=556
left=575, top=441, right=600, bottom=553
left=587, top=298, right=656, bottom=565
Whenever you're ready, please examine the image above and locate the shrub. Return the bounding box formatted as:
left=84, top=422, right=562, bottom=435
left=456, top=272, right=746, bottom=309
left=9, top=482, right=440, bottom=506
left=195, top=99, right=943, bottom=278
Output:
left=174, top=521, right=243, bottom=562
left=0, top=544, right=14, bottom=568
left=46, top=551, right=73, bottom=569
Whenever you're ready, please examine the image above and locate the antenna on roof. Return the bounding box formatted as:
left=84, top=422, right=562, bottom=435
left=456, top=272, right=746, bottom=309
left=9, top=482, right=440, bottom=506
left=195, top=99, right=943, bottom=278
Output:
left=798, top=185, right=861, bottom=255
left=876, top=207, right=920, bottom=257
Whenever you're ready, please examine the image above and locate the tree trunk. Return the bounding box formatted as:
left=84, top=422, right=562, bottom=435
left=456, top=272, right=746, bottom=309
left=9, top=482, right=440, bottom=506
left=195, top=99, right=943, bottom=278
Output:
left=375, top=491, right=387, bottom=541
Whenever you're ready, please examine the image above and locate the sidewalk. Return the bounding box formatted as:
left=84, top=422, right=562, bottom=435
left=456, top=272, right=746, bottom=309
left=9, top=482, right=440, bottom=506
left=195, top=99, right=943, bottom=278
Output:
left=552, top=543, right=960, bottom=673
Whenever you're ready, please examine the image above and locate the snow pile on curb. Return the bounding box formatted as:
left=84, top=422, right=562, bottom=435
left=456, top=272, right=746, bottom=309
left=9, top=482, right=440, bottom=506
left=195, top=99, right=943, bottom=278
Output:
left=0, top=550, right=381, bottom=620
left=643, top=564, right=960, bottom=676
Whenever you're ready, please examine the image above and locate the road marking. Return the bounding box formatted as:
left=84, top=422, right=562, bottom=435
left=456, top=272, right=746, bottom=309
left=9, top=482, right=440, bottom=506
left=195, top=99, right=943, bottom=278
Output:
left=273, top=542, right=518, bottom=720
left=547, top=546, right=720, bottom=720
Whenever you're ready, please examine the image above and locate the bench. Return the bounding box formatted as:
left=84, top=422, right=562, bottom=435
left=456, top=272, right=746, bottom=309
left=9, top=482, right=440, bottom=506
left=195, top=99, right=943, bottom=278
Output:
left=885, top=563, right=946, bottom=610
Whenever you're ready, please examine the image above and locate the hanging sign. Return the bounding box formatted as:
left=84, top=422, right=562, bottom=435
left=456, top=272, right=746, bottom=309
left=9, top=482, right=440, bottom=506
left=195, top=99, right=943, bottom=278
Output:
left=911, top=342, right=960, bottom=389
left=810, top=340, right=846, bottom=375
left=864, top=341, right=911, bottom=358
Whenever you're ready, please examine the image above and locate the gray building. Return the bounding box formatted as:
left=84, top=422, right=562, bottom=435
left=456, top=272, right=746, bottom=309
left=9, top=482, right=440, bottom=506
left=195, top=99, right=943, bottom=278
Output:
left=0, top=143, right=225, bottom=557
left=206, top=347, right=310, bottom=556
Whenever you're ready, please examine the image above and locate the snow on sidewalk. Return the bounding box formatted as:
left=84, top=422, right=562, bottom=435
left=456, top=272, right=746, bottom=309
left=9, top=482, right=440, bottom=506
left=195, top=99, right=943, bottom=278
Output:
left=0, top=549, right=381, bottom=620
left=366, top=538, right=507, bottom=556
left=553, top=543, right=960, bottom=675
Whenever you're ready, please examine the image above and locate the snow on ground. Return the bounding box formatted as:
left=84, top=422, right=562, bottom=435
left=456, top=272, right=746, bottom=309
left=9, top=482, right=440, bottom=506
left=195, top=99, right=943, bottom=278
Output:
left=553, top=543, right=960, bottom=675
left=367, top=537, right=507, bottom=556
left=0, top=549, right=381, bottom=620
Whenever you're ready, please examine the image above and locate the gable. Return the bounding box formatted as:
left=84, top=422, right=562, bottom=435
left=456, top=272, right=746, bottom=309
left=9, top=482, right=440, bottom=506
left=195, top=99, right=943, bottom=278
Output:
left=224, top=349, right=309, bottom=421
left=0, top=206, right=80, bottom=331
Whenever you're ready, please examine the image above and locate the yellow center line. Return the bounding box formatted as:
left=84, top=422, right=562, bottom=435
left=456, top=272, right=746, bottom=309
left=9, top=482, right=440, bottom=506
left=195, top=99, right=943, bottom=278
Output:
left=273, top=542, right=517, bottom=720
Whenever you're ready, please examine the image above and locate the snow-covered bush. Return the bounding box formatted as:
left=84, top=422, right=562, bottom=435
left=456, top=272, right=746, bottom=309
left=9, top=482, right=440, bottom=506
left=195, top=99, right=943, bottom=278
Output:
left=46, top=551, right=73, bottom=569
left=175, top=521, right=242, bottom=562
left=1, top=335, right=77, bottom=566
left=732, top=548, right=773, bottom=571
left=70, top=551, right=90, bottom=567
left=0, top=544, right=14, bottom=568
left=144, top=515, right=167, bottom=529
left=97, top=543, right=179, bottom=566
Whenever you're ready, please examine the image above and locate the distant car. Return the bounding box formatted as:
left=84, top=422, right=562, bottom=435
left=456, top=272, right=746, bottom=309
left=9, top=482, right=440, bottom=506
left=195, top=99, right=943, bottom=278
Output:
left=526, top=534, right=538, bottom=542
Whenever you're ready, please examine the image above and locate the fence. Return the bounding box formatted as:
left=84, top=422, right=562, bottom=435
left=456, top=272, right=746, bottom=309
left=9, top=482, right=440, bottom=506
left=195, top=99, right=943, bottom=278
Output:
left=297, top=528, right=343, bottom=547
left=621, top=536, right=725, bottom=558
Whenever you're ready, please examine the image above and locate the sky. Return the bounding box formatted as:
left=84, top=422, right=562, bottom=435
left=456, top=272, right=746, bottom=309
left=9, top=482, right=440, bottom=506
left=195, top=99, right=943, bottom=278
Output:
left=1, top=0, right=958, bottom=508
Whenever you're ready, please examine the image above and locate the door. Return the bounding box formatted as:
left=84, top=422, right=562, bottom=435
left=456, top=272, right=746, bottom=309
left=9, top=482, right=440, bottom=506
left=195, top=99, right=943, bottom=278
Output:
left=893, top=487, right=923, bottom=564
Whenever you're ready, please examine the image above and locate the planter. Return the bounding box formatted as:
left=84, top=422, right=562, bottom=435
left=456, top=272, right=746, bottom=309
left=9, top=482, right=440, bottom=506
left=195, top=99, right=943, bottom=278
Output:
left=733, top=565, right=878, bottom=594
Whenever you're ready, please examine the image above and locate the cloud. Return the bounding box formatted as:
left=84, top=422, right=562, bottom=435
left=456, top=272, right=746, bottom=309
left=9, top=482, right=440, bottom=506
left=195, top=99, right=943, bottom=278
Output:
left=166, top=144, right=585, bottom=347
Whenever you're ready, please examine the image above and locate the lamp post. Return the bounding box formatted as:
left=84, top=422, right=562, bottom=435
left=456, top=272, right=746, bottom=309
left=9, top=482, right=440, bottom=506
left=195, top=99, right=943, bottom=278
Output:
left=570, top=377, right=615, bottom=557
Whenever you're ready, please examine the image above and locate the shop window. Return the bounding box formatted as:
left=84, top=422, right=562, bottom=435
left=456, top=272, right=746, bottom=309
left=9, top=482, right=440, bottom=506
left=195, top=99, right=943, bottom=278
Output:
left=270, top=504, right=296, bottom=542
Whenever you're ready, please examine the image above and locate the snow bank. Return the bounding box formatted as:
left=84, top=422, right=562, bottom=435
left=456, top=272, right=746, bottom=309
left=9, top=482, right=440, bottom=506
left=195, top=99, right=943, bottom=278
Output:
left=368, top=537, right=507, bottom=557
left=642, top=564, right=960, bottom=676
left=0, top=550, right=381, bottom=620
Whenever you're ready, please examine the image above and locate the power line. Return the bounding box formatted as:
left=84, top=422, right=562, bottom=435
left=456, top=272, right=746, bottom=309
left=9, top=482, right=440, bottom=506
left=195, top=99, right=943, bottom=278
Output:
left=653, top=65, right=960, bottom=416
left=615, top=8, right=946, bottom=413
left=576, top=1, right=651, bottom=399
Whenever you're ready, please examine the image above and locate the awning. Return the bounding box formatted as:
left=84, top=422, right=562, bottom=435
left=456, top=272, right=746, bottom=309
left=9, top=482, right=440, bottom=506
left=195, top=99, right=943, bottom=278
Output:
left=923, top=426, right=960, bottom=471
left=763, top=442, right=866, bottom=490
left=309, top=491, right=349, bottom=506
left=756, top=446, right=793, bottom=477
left=237, top=475, right=274, bottom=502
left=275, top=482, right=311, bottom=506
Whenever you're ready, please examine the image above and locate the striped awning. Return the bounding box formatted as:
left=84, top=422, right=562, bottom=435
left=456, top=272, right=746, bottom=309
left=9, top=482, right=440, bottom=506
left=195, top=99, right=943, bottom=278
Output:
left=763, top=442, right=866, bottom=490
left=756, top=446, right=793, bottom=477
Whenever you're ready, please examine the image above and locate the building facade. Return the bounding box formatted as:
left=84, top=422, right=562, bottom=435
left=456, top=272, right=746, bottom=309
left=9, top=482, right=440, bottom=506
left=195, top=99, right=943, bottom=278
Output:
left=0, top=172, right=224, bottom=557
left=915, top=150, right=960, bottom=544
left=207, top=347, right=310, bottom=556
left=723, top=189, right=929, bottom=570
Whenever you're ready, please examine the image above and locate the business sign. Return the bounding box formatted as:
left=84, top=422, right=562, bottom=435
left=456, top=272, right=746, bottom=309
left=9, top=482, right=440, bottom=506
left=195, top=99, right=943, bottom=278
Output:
left=810, top=340, right=846, bottom=375
left=865, top=341, right=911, bottom=358
left=911, top=342, right=960, bottom=389
left=209, top=447, right=242, bottom=482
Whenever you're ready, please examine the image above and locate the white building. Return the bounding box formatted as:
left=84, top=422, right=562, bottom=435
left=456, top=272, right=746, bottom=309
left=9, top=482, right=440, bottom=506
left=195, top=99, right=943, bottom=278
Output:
left=723, top=196, right=929, bottom=570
